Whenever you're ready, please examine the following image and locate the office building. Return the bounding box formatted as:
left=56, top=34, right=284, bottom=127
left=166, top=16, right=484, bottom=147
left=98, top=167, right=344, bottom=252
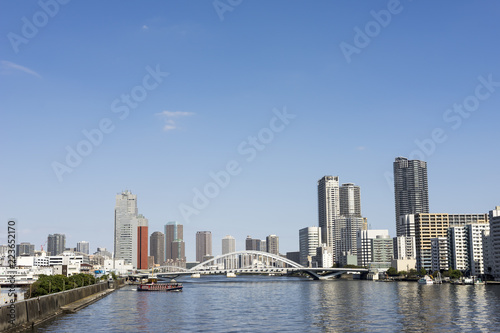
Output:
left=313, top=245, right=334, bottom=268
left=196, top=231, right=212, bottom=263
left=16, top=242, right=35, bottom=256
left=165, top=222, right=186, bottom=266
left=222, top=235, right=236, bottom=255
left=393, top=157, right=429, bottom=234
left=47, top=234, right=66, bottom=256
left=286, top=251, right=300, bottom=265
left=266, top=235, right=279, bottom=255
left=299, top=227, right=321, bottom=266
left=114, top=190, right=149, bottom=269
left=245, top=236, right=261, bottom=251
left=76, top=241, right=89, bottom=255
left=150, top=231, right=165, bottom=265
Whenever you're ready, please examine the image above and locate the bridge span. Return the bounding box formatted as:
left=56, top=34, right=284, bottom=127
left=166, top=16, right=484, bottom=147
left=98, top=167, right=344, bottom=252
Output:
left=135, top=250, right=369, bottom=280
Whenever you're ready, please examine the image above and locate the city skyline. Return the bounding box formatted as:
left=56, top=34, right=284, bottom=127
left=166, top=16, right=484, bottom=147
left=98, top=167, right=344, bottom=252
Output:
left=2, top=2, right=500, bottom=261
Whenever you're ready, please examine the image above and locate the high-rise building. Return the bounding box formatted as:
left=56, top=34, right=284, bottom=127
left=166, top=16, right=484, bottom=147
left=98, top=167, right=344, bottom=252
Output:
left=222, top=235, right=235, bottom=255
left=164, top=222, right=186, bottom=266
left=393, top=157, right=429, bottom=235
left=137, top=215, right=149, bottom=270
left=196, top=231, right=212, bottom=262
left=47, top=234, right=65, bottom=256
left=245, top=236, right=261, bottom=251
left=318, top=176, right=340, bottom=251
left=114, top=190, right=148, bottom=268
left=299, top=227, right=321, bottom=266
left=357, top=230, right=390, bottom=267
left=266, top=235, right=279, bottom=255
left=414, top=213, right=488, bottom=271
left=449, top=223, right=490, bottom=275
left=430, top=237, right=448, bottom=272
left=16, top=242, right=35, bottom=256
left=485, top=206, right=500, bottom=279
left=339, top=183, right=361, bottom=217
left=337, top=216, right=364, bottom=262
left=76, top=241, right=89, bottom=255
left=150, top=231, right=165, bottom=265
left=372, top=235, right=393, bottom=263
left=393, top=236, right=416, bottom=260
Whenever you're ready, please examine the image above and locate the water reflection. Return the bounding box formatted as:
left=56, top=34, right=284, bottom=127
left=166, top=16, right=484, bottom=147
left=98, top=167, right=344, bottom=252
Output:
left=33, top=278, right=500, bottom=332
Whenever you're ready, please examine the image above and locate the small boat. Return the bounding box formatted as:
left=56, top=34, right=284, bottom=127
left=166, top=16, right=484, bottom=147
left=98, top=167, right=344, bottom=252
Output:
left=137, top=278, right=183, bottom=292
left=418, top=275, right=434, bottom=284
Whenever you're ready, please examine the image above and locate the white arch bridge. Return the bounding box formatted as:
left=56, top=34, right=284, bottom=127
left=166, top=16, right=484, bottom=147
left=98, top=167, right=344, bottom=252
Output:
left=136, top=250, right=368, bottom=280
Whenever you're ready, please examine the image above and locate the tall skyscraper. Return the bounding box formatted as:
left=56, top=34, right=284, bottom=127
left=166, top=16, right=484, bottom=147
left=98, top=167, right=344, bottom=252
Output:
left=150, top=231, right=165, bottom=265
left=114, top=190, right=148, bottom=268
left=299, top=227, right=321, bottom=266
left=196, top=231, right=212, bottom=262
left=222, top=235, right=235, bottom=255
left=165, top=221, right=186, bottom=266
left=47, top=234, right=65, bottom=256
left=76, top=241, right=89, bottom=255
left=393, top=157, right=429, bottom=234
left=317, top=176, right=340, bottom=250
left=266, top=235, right=279, bottom=255
left=339, top=183, right=361, bottom=217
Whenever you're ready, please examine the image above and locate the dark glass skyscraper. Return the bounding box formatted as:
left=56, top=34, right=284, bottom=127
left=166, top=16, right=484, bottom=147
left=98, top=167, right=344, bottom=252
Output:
left=393, top=157, right=429, bottom=235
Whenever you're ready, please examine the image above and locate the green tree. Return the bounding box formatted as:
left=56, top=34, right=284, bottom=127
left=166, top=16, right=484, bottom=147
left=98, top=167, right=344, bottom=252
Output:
left=408, top=269, right=417, bottom=277
left=398, top=271, right=407, bottom=276
left=419, top=268, right=427, bottom=276
left=386, top=267, right=398, bottom=276
left=449, top=269, right=463, bottom=279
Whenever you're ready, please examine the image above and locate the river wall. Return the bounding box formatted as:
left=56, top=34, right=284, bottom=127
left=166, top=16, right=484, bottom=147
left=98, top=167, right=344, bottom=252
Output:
left=0, top=279, right=124, bottom=332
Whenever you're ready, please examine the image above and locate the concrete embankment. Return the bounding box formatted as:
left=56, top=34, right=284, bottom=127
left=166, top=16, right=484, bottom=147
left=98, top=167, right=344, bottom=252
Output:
left=0, top=279, right=125, bottom=332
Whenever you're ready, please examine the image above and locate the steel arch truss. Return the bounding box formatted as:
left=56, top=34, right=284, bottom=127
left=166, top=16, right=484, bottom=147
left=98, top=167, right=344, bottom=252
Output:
left=191, top=250, right=304, bottom=271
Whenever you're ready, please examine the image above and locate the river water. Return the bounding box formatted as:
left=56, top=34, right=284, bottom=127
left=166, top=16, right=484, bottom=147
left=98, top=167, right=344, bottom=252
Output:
left=33, top=276, right=500, bottom=332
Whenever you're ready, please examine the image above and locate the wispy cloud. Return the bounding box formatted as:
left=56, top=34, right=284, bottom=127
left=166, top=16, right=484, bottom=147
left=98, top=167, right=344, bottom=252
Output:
left=356, top=146, right=366, bottom=151
left=142, top=25, right=149, bottom=31
left=156, top=110, right=195, bottom=131
left=0, top=60, right=41, bottom=78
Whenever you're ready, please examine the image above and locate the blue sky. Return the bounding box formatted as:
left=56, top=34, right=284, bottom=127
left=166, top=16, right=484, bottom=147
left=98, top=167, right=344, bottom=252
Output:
left=1, top=0, right=499, bottom=261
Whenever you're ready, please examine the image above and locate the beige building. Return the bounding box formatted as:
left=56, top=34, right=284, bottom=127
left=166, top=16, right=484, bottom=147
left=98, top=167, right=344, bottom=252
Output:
left=414, top=213, right=488, bottom=271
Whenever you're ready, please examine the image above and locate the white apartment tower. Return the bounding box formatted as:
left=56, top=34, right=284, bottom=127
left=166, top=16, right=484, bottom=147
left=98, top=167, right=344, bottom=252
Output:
left=317, top=176, right=340, bottom=252
left=299, top=227, right=321, bottom=266
left=222, top=235, right=236, bottom=255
